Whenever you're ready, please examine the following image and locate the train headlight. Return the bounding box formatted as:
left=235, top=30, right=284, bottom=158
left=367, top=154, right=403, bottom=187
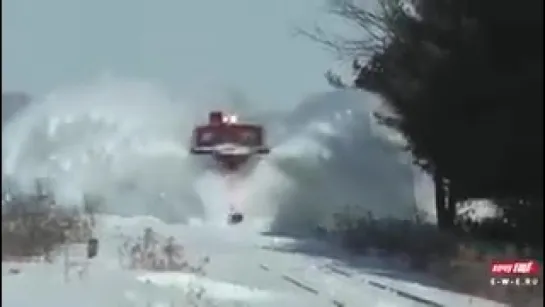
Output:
left=222, top=114, right=238, bottom=123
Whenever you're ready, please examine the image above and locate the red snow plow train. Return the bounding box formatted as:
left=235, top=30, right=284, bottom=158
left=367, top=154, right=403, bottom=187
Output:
left=189, top=111, right=271, bottom=224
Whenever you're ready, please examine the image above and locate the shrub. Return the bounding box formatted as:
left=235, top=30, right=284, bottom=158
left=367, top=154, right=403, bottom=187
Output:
left=2, top=191, right=92, bottom=262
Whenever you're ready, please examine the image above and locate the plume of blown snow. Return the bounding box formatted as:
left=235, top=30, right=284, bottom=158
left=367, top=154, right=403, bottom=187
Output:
left=2, top=77, right=434, bottom=234
left=2, top=77, right=206, bottom=222
left=236, top=90, right=430, bottom=234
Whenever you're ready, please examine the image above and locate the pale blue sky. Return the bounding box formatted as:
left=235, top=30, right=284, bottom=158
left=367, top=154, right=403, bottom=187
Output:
left=2, top=0, right=349, bottom=107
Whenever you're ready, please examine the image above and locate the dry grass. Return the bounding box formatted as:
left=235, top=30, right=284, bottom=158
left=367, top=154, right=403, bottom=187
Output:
left=116, top=227, right=218, bottom=306
left=117, top=227, right=210, bottom=273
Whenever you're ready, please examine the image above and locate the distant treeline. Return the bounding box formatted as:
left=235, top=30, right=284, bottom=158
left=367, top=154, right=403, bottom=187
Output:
left=2, top=91, right=32, bottom=124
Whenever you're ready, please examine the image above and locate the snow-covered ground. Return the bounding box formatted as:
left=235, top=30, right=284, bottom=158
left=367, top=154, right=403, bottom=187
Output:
left=2, top=80, right=507, bottom=307
left=2, top=215, right=505, bottom=307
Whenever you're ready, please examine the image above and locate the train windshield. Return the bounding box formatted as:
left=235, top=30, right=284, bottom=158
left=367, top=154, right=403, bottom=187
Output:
left=196, top=128, right=261, bottom=147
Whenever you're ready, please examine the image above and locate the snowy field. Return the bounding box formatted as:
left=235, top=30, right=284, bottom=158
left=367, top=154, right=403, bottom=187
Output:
left=2, top=80, right=507, bottom=307
left=2, top=215, right=505, bottom=307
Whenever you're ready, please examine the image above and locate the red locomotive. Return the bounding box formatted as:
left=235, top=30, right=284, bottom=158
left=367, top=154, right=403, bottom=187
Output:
left=190, top=111, right=270, bottom=172
left=189, top=111, right=271, bottom=224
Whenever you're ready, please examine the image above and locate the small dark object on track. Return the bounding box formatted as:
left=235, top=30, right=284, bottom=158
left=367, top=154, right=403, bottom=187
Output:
left=228, top=212, right=244, bottom=225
